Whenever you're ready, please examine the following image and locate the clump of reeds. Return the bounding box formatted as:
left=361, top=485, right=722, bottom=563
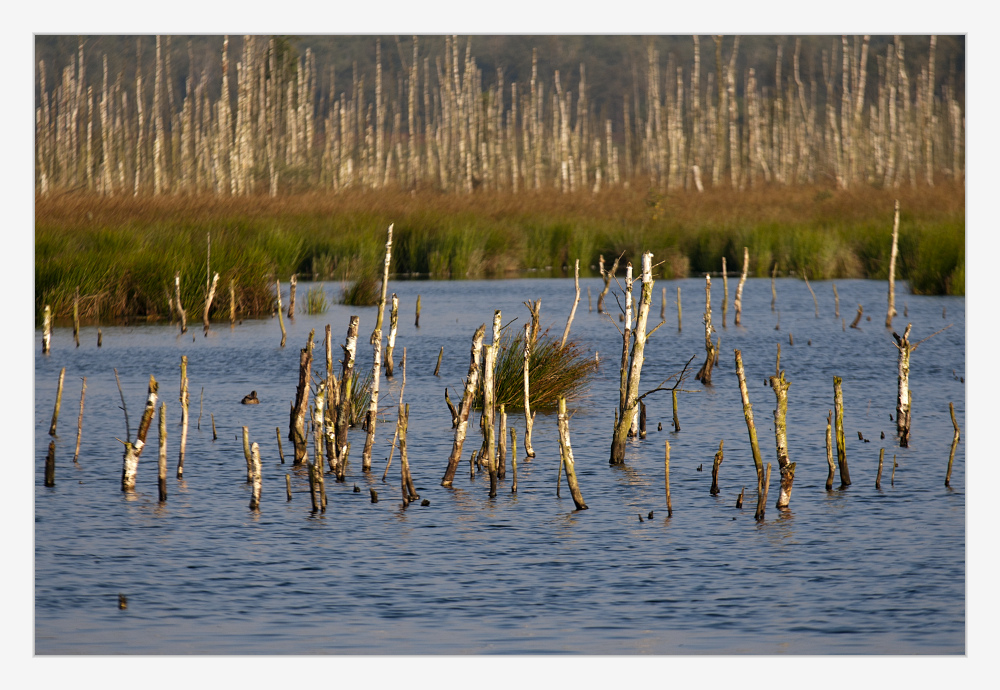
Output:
left=341, top=275, right=379, bottom=307
left=475, top=325, right=593, bottom=410
left=305, top=285, right=328, bottom=314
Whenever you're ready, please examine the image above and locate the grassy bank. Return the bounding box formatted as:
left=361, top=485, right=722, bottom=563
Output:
left=35, top=182, right=964, bottom=324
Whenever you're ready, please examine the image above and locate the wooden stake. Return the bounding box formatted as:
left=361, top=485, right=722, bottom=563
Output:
left=721, top=257, right=729, bottom=327
left=203, top=272, right=219, bottom=335
left=49, top=367, right=65, bottom=436
left=284, top=473, right=291, bottom=501
left=695, top=274, right=717, bottom=384
left=73, top=376, right=86, bottom=463
left=734, top=247, right=748, bottom=326
left=242, top=426, right=253, bottom=482
left=804, top=269, right=819, bottom=317
left=946, top=402, right=960, bottom=487
left=97, top=329, right=102, bottom=347
left=769, top=361, right=795, bottom=508
left=211, top=414, right=217, bottom=441
left=288, top=274, right=297, bottom=319
left=825, top=410, right=835, bottom=491
left=660, top=286, right=666, bottom=320
left=833, top=283, right=840, bottom=318
left=441, top=323, right=486, bottom=487
left=177, top=357, right=188, bottom=478
left=664, top=439, right=672, bottom=516
left=755, top=462, right=771, bottom=521
left=434, top=346, right=444, bottom=376
left=676, top=286, right=682, bottom=331
left=498, top=404, right=507, bottom=480
left=850, top=305, right=863, bottom=329
left=45, top=441, right=55, bottom=487
left=886, top=200, right=900, bottom=328
left=276, top=426, right=285, bottom=463
left=639, top=400, right=647, bottom=439
left=876, top=447, right=884, bottom=489
left=276, top=279, right=286, bottom=348
left=734, top=349, right=764, bottom=486
left=560, top=259, right=580, bottom=348
left=121, top=375, right=158, bottom=492
left=672, top=389, right=680, bottom=431
left=385, top=294, right=399, bottom=378
left=415, top=294, right=421, bottom=327
left=510, top=425, right=518, bottom=493
left=158, top=402, right=167, bottom=501
left=291, top=329, right=317, bottom=464
left=249, top=442, right=262, bottom=510
left=523, top=323, right=536, bottom=458
left=73, top=286, right=80, bottom=347
left=558, top=397, right=588, bottom=510
left=335, top=318, right=358, bottom=458
left=42, top=304, right=51, bottom=354
left=834, top=376, right=851, bottom=486
left=710, top=439, right=724, bottom=495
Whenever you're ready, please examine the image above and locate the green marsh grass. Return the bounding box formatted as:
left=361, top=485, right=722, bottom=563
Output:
left=35, top=182, right=964, bottom=324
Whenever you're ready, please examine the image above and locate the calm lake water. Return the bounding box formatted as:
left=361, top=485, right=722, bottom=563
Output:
left=35, top=275, right=965, bottom=654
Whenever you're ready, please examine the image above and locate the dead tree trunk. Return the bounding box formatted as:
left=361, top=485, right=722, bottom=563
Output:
left=825, top=410, right=835, bottom=490
left=946, top=401, right=960, bottom=487
left=886, top=200, right=900, bottom=328
left=769, top=362, right=795, bottom=508
left=336, top=317, right=359, bottom=462
left=177, top=356, right=189, bottom=478
left=734, top=349, right=765, bottom=488
left=734, top=247, right=748, bottom=326
left=523, top=322, right=536, bottom=458
left=175, top=272, right=187, bottom=333
left=441, top=324, right=486, bottom=487
left=203, top=271, right=219, bottom=335
left=361, top=328, right=381, bottom=472
left=710, top=439, right=724, bottom=495
left=558, top=397, right=588, bottom=510
left=42, top=305, right=51, bottom=354
left=385, top=293, right=399, bottom=378
left=560, top=259, right=580, bottom=347
left=121, top=375, right=158, bottom=491
left=695, top=274, right=718, bottom=384
left=597, top=254, right=620, bottom=313
left=892, top=324, right=913, bottom=447
left=610, top=253, right=654, bottom=465
left=289, top=328, right=316, bottom=464
left=834, top=375, right=851, bottom=485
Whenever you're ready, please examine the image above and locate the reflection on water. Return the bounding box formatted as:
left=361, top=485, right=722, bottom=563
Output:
left=35, top=277, right=964, bottom=653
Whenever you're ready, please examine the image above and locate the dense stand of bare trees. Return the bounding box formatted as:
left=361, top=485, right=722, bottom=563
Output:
left=35, top=35, right=963, bottom=197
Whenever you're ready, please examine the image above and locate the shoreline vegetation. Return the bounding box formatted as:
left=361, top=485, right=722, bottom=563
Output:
left=36, top=182, right=963, bottom=325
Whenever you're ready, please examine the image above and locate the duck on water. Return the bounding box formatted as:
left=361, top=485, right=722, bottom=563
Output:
left=242, top=391, right=260, bottom=405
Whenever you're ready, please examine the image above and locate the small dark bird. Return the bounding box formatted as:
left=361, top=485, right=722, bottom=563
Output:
left=657, top=423, right=662, bottom=431
left=241, top=390, right=260, bottom=405
left=648, top=511, right=654, bottom=520
left=353, top=484, right=360, bottom=493
left=420, top=499, right=430, bottom=507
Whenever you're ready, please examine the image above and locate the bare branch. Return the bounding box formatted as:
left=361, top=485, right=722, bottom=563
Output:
left=912, top=323, right=953, bottom=351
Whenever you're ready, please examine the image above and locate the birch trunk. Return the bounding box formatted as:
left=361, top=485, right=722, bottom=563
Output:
left=386, top=294, right=399, bottom=378
left=825, top=410, right=835, bottom=490
left=42, top=305, right=51, bottom=354
left=441, top=323, right=485, bottom=487
left=769, top=368, right=795, bottom=508
left=834, top=375, right=851, bottom=485
left=178, top=355, right=189, bottom=478
left=734, top=247, right=748, bottom=326
left=558, top=397, right=588, bottom=510
left=560, top=259, right=580, bottom=348
left=249, top=442, right=262, bottom=510
left=734, top=349, right=764, bottom=484
left=610, top=253, right=654, bottom=465
left=336, top=317, right=359, bottom=457
left=695, top=274, right=717, bottom=384
left=49, top=367, right=65, bottom=437
left=523, top=322, right=536, bottom=458
left=361, top=328, right=381, bottom=472
left=157, top=402, right=167, bottom=501
left=121, top=375, right=158, bottom=491
left=175, top=272, right=187, bottom=333
left=289, top=328, right=315, bottom=464
left=203, top=272, right=219, bottom=335
left=886, top=200, right=900, bottom=328
left=893, top=323, right=913, bottom=447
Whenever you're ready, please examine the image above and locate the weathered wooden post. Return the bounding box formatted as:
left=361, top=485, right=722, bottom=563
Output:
left=734, top=247, right=748, bottom=326
left=275, top=427, right=285, bottom=464
left=121, top=375, right=158, bottom=492
left=769, top=356, right=795, bottom=508
left=49, top=367, right=65, bottom=437
left=415, top=294, right=421, bottom=327
left=73, top=377, right=86, bottom=463
left=710, top=439, right=724, bottom=495
left=211, top=414, right=217, bottom=441
left=385, top=293, right=399, bottom=378
left=289, top=329, right=315, bottom=464
left=498, top=404, right=507, bottom=480
left=610, top=253, right=654, bottom=465
left=558, top=397, right=588, bottom=510
left=771, top=262, right=778, bottom=311
left=285, top=474, right=292, bottom=501
left=850, top=305, right=864, bottom=329
left=946, top=402, right=960, bottom=487
left=242, top=426, right=253, bottom=482
left=833, top=376, right=851, bottom=486
left=510, top=426, right=518, bottom=493
left=434, top=347, right=444, bottom=376
left=287, top=274, right=297, bottom=319
left=695, top=274, right=718, bottom=384
left=721, top=257, right=729, bottom=327
left=676, top=287, right=682, bottom=331
left=597, top=254, right=620, bottom=313
left=276, top=279, right=286, bottom=348
left=203, top=272, right=219, bottom=335
left=249, top=443, right=262, bottom=510
left=756, top=463, right=772, bottom=522
left=833, top=283, right=840, bottom=319
left=664, top=439, right=672, bottom=516
left=177, top=356, right=189, bottom=478
left=560, top=260, right=580, bottom=348
left=886, top=200, right=900, bottom=328
left=825, top=411, right=835, bottom=490
left=441, top=324, right=486, bottom=487
left=313, top=385, right=326, bottom=473
left=158, top=402, right=167, bottom=502
left=892, top=324, right=913, bottom=447
left=42, top=304, right=51, bottom=354
left=361, top=327, right=381, bottom=473
left=734, top=349, right=765, bottom=492
left=175, top=272, right=187, bottom=333
left=73, top=286, right=80, bottom=347
left=484, top=310, right=501, bottom=497
left=336, top=318, right=359, bottom=462
left=44, top=441, right=56, bottom=487
left=672, top=389, right=681, bottom=431
left=399, top=403, right=412, bottom=508
left=803, top=269, right=819, bottom=317
left=660, top=286, right=666, bottom=320
left=523, top=323, right=536, bottom=458
left=876, top=448, right=885, bottom=489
